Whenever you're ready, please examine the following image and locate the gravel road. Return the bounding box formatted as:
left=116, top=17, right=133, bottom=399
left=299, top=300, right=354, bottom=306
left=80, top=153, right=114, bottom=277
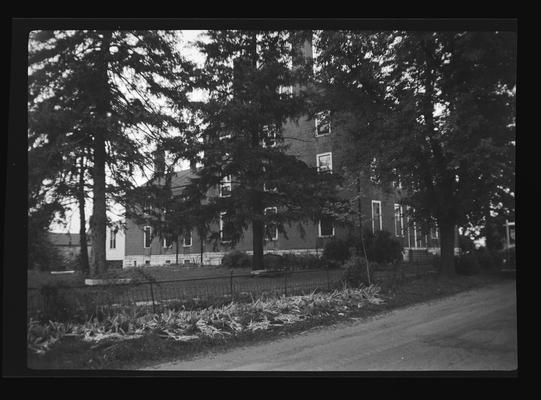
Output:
left=144, top=281, right=517, bottom=371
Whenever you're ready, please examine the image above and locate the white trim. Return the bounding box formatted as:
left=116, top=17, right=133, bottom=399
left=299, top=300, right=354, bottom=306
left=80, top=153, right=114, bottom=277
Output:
left=219, top=175, right=232, bottom=197
left=318, top=216, right=335, bottom=238
left=143, top=226, right=152, bottom=248
left=163, top=237, right=172, bottom=248
left=316, top=152, right=333, bottom=172
left=261, top=124, right=278, bottom=148
left=315, top=110, right=331, bottom=137
left=264, top=207, right=278, bottom=241
left=371, top=200, right=382, bottom=233
left=183, top=231, right=192, bottom=247
left=393, top=204, right=404, bottom=237
left=219, top=212, right=232, bottom=243
left=109, top=228, right=117, bottom=249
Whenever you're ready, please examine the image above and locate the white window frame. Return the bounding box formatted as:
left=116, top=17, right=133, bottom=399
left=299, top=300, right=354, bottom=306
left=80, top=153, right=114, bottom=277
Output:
left=371, top=200, right=382, bottom=233
left=278, top=85, right=293, bottom=95
left=315, top=110, right=331, bottom=137
left=261, top=124, right=278, bottom=148
left=219, top=175, right=232, bottom=197
left=264, top=207, right=278, bottom=241
left=263, top=182, right=278, bottom=193
left=394, top=204, right=404, bottom=237
left=316, top=152, right=333, bottom=173
left=318, top=216, right=335, bottom=238
left=183, top=230, right=192, bottom=247
left=163, top=237, right=170, bottom=248
left=109, top=228, right=117, bottom=249
left=220, top=212, right=232, bottom=243
left=430, top=225, right=439, bottom=240
left=143, top=226, right=152, bottom=248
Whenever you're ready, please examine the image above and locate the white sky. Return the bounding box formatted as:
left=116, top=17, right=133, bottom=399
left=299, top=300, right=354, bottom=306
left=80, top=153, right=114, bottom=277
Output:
left=50, top=30, right=207, bottom=233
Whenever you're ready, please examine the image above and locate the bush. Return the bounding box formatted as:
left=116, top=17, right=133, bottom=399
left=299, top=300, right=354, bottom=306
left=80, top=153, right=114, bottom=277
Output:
left=475, top=247, right=504, bottom=270
left=263, top=253, right=284, bottom=271
left=221, top=250, right=252, bottom=269
left=342, top=256, right=371, bottom=287
left=323, top=239, right=351, bottom=264
left=363, top=230, right=404, bottom=264
left=455, top=252, right=481, bottom=276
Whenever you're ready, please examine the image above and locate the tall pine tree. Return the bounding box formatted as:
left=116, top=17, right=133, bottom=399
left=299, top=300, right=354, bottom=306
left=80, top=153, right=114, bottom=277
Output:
left=28, top=30, right=195, bottom=275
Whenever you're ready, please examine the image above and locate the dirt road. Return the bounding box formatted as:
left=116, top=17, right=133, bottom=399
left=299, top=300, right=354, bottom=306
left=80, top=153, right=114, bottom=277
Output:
left=145, top=281, right=517, bottom=371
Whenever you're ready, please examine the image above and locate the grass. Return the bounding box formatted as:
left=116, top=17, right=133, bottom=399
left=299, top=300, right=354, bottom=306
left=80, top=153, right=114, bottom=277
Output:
left=27, top=270, right=511, bottom=370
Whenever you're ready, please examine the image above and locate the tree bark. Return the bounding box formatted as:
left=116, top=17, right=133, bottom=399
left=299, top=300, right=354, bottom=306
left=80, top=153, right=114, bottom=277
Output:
left=438, top=221, right=456, bottom=277
left=252, top=218, right=265, bottom=271
left=78, top=155, right=90, bottom=275
left=90, top=31, right=112, bottom=276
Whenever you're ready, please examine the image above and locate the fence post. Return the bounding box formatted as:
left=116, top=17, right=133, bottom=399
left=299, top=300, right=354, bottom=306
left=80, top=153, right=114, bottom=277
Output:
left=284, top=269, right=288, bottom=297
left=149, top=281, right=156, bottom=314
left=230, top=269, right=234, bottom=300
left=326, top=267, right=330, bottom=291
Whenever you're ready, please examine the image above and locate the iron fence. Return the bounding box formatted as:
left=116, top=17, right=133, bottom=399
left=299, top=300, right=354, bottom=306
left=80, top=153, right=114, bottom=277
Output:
left=27, top=263, right=436, bottom=320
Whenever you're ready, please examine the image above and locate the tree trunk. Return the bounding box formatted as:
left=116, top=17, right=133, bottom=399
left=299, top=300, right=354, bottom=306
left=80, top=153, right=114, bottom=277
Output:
left=90, top=31, right=112, bottom=276
left=78, top=155, right=90, bottom=275
left=252, top=218, right=265, bottom=270
left=200, top=230, right=204, bottom=265
left=439, top=221, right=456, bottom=277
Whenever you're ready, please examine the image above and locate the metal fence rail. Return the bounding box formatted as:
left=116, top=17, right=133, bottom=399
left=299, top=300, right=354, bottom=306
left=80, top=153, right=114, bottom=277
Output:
left=27, top=264, right=436, bottom=320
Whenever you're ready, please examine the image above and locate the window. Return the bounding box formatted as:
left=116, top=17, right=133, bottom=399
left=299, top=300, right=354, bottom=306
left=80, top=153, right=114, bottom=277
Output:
left=371, top=201, right=382, bottom=233
left=145, top=260, right=150, bottom=265
left=262, top=124, right=278, bottom=148
left=220, top=212, right=233, bottom=243
left=163, top=237, right=171, bottom=248
left=264, top=207, right=278, bottom=241
left=143, top=226, right=152, bottom=248
left=109, top=228, right=117, bottom=249
left=315, top=110, right=331, bottom=136
left=278, top=85, right=293, bottom=95
left=318, top=215, right=335, bottom=237
left=184, top=259, right=191, bottom=264
left=263, top=182, right=278, bottom=193
left=430, top=225, right=439, bottom=240
left=183, top=231, right=192, bottom=247
left=165, top=260, right=171, bottom=264
left=369, top=158, right=379, bottom=184
left=394, top=204, right=404, bottom=237
left=316, top=152, right=332, bottom=172
left=219, top=175, right=232, bottom=197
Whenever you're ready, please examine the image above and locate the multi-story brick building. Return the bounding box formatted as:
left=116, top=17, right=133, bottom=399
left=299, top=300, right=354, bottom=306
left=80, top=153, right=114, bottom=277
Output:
left=123, top=35, right=454, bottom=268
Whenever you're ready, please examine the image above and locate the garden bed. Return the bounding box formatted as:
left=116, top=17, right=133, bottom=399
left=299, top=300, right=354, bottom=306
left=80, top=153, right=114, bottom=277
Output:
left=27, top=271, right=508, bottom=370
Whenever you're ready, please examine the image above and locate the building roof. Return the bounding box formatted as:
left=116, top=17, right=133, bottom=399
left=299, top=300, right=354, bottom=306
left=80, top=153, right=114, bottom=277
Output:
left=47, top=232, right=83, bottom=247
left=147, top=168, right=196, bottom=195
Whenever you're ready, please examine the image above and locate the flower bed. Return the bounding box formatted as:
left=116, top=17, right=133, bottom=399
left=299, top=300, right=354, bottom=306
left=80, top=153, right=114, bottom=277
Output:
left=28, top=285, right=384, bottom=355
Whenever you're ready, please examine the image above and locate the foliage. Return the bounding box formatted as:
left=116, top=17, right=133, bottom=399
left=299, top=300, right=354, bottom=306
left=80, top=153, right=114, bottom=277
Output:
left=475, top=247, right=504, bottom=270
left=342, top=256, right=371, bottom=287
left=363, top=230, right=404, bottom=264
left=314, top=30, right=516, bottom=275
left=458, top=233, right=476, bottom=253
left=454, top=253, right=481, bottom=276
left=322, top=239, right=351, bottom=264
left=28, top=228, right=65, bottom=272
left=28, top=30, right=195, bottom=275
left=221, top=250, right=252, bottom=269
left=165, top=30, right=348, bottom=270
left=28, top=284, right=384, bottom=355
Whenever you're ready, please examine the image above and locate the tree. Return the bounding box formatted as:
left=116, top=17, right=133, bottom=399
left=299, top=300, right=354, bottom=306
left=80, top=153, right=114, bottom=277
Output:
left=314, top=30, right=516, bottom=276
left=28, top=30, right=195, bottom=275
left=164, top=30, right=347, bottom=271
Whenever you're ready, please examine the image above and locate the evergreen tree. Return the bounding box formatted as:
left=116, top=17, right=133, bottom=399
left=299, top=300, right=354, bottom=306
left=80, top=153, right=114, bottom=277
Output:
left=28, top=30, right=195, bottom=275
left=314, top=30, right=516, bottom=276
left=169, top=30, right=346, bottom=270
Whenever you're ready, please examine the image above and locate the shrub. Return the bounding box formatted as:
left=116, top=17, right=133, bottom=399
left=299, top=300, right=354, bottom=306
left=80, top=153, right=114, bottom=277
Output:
left=455, top=252, right=481, bottom=276
left=475, top=247, right=504, bottom=270
left=221, top=250, right=252, bottom=269
left=263, top=253, right=284, bottom=271
left=323, top=239, right=351, bottom=264
left=363, top=230, right=404, bottom=264
left=280, top=253, right=326, bottom=270
left=342, top=256, right=371, bottom=287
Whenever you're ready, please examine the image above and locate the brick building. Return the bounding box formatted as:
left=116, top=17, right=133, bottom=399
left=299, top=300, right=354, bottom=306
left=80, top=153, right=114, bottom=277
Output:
left=123, top=34, right=454, bottom=268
